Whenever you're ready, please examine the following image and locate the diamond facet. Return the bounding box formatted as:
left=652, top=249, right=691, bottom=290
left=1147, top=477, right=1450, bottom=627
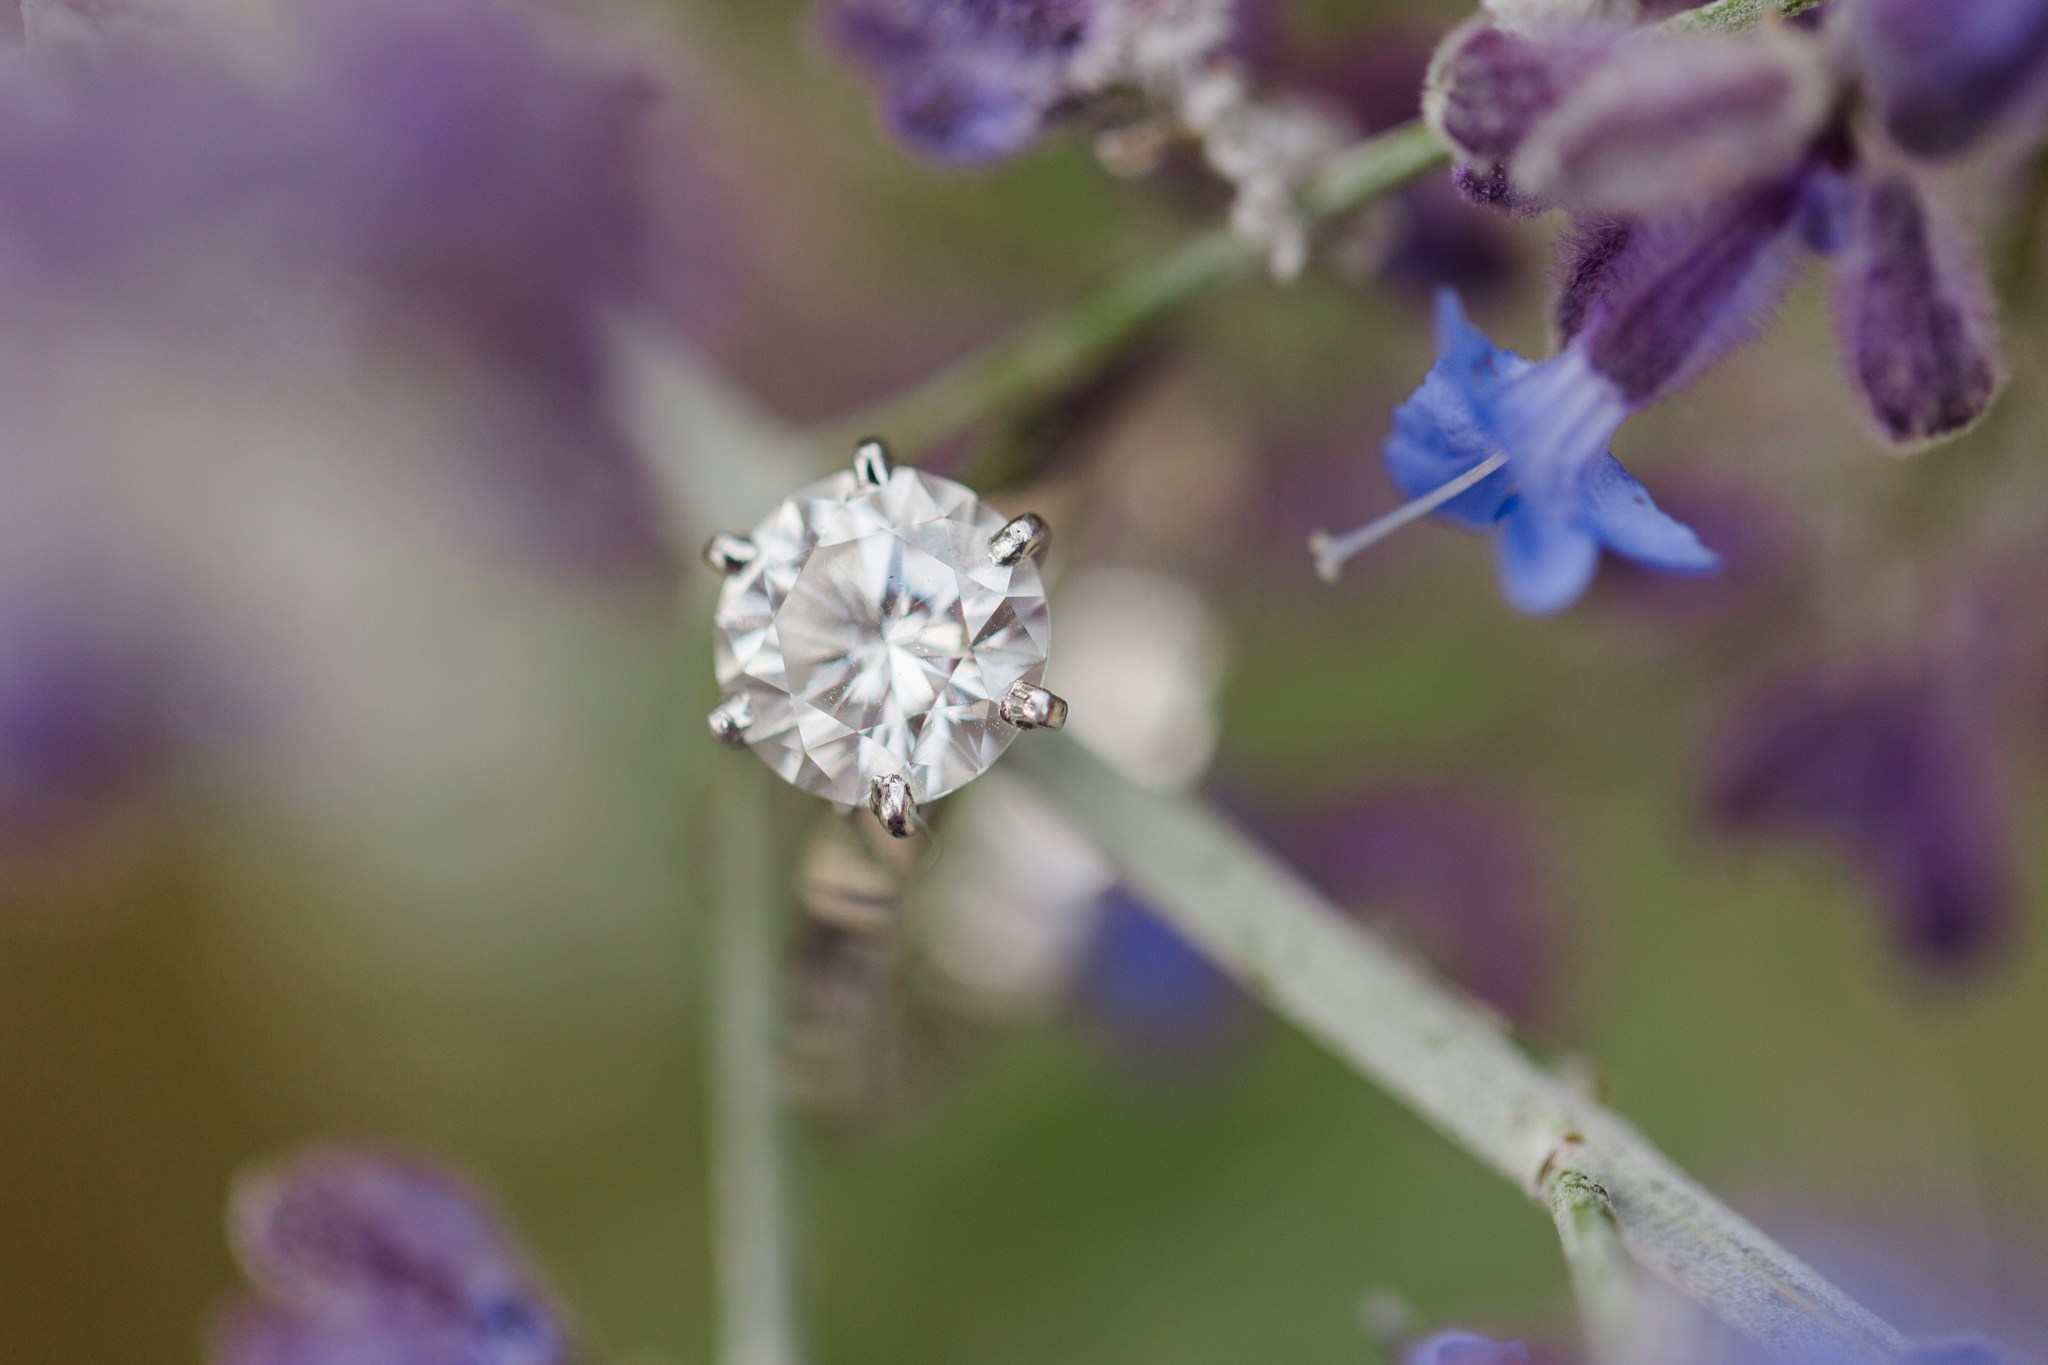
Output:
left=712, top=466, right=1052, bottom=806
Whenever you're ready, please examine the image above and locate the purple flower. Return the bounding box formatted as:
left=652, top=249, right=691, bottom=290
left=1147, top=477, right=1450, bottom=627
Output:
left=1710, top=666, right=2014, bottom=974
left=824, top=0, right=1095, bottom=164
left=1073, top=884, right=1243, bottom=1061
left=1261, top=787, right=1552, bottom=1021
left=1852, top=0, right=2048, bottom=159
left=1424, top=19, right=1625, bottom=203
left=216, top=1147, right=569, bottom=1365
left=0, top=600, right=181, bottom=833
left=1831, top=174, right=2000, bottom=447
left=0, top=0, right=722, bottom=831
left=1361, top=291, right=1717, bottom=615
left=1406, top=1332, right=1531, bottom=1365
left=0, top=0, right=714, bottom=576
left=1424, top=13, right=2006, bottom=451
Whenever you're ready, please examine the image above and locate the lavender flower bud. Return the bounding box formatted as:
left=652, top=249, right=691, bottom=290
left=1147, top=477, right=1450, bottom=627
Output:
left=1851, top=0, right=2048, bottom=159
left=1512, top=32, right=1836, bottom=216
left=1552, top=214, right=1634, bottom=344
left=1452, top=159, right=1546, bottom=216
left=824, top=0, right=1094, bottom=164
left=224, top=1148, right=567, bottom=1365
left=1831, top=173, right=1999, bottom=448
left=1581, top=177, right=1803, bottom=406
left=1423, top=20, right=1623, bottom=165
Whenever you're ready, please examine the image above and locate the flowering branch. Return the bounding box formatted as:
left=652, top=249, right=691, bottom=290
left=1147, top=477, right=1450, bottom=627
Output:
left=818, top=0, right=1824, bottom=463
left=817, top=119, right=1448, bottom=458
left=997, top=735, right=1909, bottom=1363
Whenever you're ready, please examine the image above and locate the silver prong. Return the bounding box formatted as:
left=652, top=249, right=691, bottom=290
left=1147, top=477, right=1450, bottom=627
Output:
left=999, top=680, right=1068, bottom=731
left=703, top=532, right=757, bottom=574
left=988, top=513, right=1050, bottom=567
left=869, top=773, right=915, bottom=838
left=708, top=694, right=752, bottom=747
left=853, top=438, right=891, bottom=490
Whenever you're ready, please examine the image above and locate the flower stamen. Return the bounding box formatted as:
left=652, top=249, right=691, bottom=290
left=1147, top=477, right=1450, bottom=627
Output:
left=1309, top=451, right=1510, bottom=583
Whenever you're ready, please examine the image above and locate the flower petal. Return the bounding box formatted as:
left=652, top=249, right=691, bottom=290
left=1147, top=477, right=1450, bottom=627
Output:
left=1831, top=173, right=1999, bottom=448
left=1512, top=32, right=1834, bottom=216
left=1852, top=0, right=2048, bottom=159
left=1580, top=178, right=1804, bottom=405
left=1493, top=500, right=1599, bottom=615
left=1424, top=19, right=1622, bottom=163
left=1552, top=214, right=1635, bottom=344
left=228, top=1147, right=563, bottom=1355
left=1577, top=453, right=1719, bottom=574
left=1379, top=293, right=1522, bottom=530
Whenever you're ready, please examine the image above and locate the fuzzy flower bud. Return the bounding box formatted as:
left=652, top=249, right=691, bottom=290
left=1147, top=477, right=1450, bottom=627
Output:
left=1424, top=19, right=1623, bottom=167
left=1511, top=31, right=1836, bottom=217
left=1579, top=177, right=1804, bottom=406
left=1830, top=173, right=1999, bottom=448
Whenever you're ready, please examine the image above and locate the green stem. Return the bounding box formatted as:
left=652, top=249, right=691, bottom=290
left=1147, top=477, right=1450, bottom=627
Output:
left=709, top=761, right=804, bottom=1365
left=999, top=734, right=1908, bottom=1363
left=815, top=120, right=1451, bottom=459
left=1668, top=0, right=1826, bottom=33
left=1549, top=1169, right=1643, bottom=1365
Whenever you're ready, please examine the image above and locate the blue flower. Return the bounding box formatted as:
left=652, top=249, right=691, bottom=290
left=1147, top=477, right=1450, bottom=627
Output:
left=1380, top=292, right=1718, bottom=615
left=1405, top=1331, right=1530, bottom=1365
left=1075, top=885, right=1242, bottom=1062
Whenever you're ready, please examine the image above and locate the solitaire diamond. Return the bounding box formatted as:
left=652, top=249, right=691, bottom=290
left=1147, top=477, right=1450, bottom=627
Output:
left=711, top=465, right=1052, bottom=807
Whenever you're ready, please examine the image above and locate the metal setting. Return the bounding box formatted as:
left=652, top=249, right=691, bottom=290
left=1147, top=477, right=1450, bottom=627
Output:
left=988, top=513, right=1050, bottom=568
left=869, top=773, right=916, bottom=839
left=708, top=694, right=752, bottom=747
left=852, top=437, right=891, bottom=490
left=999, top=680, right=1068, bottom=731
left=702, top=532, right=757, bottom=574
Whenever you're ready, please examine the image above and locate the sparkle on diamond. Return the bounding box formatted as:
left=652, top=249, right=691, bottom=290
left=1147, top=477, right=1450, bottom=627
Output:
left=713, top=467, right=1052, bottom=805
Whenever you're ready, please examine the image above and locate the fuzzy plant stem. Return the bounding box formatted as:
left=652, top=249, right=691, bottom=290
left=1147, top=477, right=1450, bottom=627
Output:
left=1669, top=0, right=1826, bottom=33
left=1549, top=1169, right=1646, bottom=1365
left=709, top=760, right=804, bottom=1365
left=997, top=734, right=1908, bottom=1363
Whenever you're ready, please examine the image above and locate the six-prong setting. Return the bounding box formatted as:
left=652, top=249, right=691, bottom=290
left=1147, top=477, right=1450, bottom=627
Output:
left=869, top=773, right=916, bottom=838
left=852, top=436, right=891, bottom=490
left=999, top=680, right=1068, bottom=731
left=707, top=694, right=753, bottom=747
left=989, top=513, right=1050, bottom=567
left=708, top=438, right=1061, bottom=836
left=702, top=532, right=757, bottom=574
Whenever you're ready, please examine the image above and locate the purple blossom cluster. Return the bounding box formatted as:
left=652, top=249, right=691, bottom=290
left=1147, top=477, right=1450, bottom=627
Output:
left=0, top=0, right=716, bottom=835
left=1323, top=0, right=2048, bottom=614
left=824, top=0, right=1095, bottom=164
left=1711, top=661, right=2013, bottom=974
left=215, top=1148, right=570, bottom=1365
